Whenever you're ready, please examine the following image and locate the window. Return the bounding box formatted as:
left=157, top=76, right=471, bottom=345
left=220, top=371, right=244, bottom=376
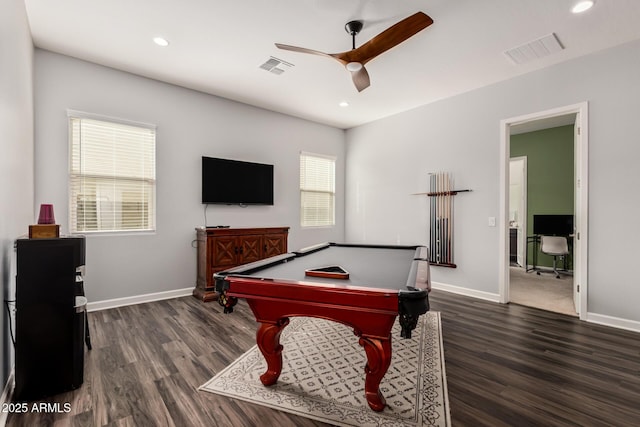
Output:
left=300, top=152, right=335, bottom=227
left=68, top=112, right=156, bottom=233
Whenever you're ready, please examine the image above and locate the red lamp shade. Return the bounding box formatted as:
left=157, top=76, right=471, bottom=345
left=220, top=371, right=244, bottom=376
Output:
left=37, top=204, right=56, bottom=225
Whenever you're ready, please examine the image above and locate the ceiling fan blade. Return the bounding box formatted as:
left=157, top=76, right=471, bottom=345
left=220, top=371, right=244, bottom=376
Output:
left=275, top=12, right=432, bottom=92
left=275, top=43, right=334, bottom=60
left=338, top=11, right=433, bottom=65
left=350, top=66, right=370, bottom=92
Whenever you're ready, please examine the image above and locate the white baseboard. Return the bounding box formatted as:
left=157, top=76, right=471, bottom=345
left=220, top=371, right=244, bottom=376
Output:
left=87, top=287, right=193, bottom=312
left=586, top=312, right=640, bottom=334
left=0, top=288, right=193, bottom=425
left=431, top=281, right=501, bottom=303
left=0, top=370, right=15, bottom=427
left=432, top=282, right=640, bottom=334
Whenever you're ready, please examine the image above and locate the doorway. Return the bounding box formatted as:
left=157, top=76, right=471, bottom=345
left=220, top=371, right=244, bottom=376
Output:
left=509, top=135, right=574, bottom=315
left=499, top=103, right=589, bottom=320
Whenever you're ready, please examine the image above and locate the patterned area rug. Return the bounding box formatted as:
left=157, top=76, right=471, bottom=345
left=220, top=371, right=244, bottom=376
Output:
left=200, top=312, right=450, bottom=426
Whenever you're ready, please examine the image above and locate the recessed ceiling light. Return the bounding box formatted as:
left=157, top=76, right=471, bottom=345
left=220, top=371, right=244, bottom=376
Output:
left=339, top=101, right=349, bottom=107
left=153, top=36, right=169, bottom=47
left=572, top=1, right=594, bottom=14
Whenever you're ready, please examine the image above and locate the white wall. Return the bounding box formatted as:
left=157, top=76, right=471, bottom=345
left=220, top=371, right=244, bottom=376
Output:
left=34, top=50, right=345, bottom=303
left=0, top=0, right=34, bottom=388
left=346, top=39, right=640, bottom=324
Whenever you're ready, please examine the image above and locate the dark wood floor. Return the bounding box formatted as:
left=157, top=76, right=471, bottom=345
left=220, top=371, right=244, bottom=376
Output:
left=7, top=290, right=640, bottom=426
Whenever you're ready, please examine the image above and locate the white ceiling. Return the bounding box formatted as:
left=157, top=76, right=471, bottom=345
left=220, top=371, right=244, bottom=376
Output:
left=24, top=0, right=640, bottom=129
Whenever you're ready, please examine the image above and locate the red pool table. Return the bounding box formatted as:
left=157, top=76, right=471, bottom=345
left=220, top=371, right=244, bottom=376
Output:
left=214, top=242, right=431, bottom=411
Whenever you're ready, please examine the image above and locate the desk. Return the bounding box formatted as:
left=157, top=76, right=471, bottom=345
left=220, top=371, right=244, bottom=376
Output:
left=214, top=242, right=431, bottom=411
left=509, top=228, right=518, bottom=264
left=526, top=235, right=540, bottom=272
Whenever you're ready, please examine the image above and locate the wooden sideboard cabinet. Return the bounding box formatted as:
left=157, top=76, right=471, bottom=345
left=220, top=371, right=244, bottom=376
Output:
left=194, top=226, right=289, bottom=301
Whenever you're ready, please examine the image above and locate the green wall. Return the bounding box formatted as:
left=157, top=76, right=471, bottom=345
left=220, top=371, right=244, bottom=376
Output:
left=511, top=125, right=574, bottom=268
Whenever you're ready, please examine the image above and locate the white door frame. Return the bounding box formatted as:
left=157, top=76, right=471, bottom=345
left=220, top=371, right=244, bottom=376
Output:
left=498, top=102, right=589, bottom=320
left=509, top=156, right=527, bottom=267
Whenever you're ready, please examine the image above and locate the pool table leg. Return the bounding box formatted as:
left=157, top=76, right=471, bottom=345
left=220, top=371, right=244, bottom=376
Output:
left=256, top=318, right=290, bottom=386
left=359, top=336, right=392, bottom=412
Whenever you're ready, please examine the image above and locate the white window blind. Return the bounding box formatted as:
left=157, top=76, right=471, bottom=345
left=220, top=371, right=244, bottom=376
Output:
left=69, top=114, right=156, bottom=233
left=300, top=152, right=335, bottom=227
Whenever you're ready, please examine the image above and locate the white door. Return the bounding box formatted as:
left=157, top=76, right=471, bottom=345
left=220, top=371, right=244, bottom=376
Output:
left=572, top=116, right=582, bottom=315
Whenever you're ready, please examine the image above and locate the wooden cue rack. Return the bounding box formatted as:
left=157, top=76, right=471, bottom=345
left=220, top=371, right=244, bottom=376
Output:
left=414, top=172, right=471, bottom=268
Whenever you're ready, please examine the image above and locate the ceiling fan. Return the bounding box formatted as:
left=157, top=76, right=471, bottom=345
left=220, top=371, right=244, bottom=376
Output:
left=275, top=11, right=434, bottom=92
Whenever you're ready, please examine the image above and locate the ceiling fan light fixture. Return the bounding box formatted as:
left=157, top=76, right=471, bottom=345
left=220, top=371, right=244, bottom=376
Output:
left=346, top=62, right=363, bottom=72
left=572, top=1, right=594, bottom=14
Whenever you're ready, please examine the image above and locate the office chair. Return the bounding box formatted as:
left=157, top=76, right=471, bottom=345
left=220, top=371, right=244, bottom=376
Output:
left=537, top=235, right=569, bottom=279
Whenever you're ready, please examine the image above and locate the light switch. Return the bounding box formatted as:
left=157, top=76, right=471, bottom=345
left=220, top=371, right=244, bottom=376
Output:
left=488, top=217, right=496, bottom=227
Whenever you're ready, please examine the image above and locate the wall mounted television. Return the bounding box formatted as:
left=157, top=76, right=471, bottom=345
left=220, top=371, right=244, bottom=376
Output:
left=201, top=156, right=274, bottom=205
left=533, top=214, right=574, bottom=236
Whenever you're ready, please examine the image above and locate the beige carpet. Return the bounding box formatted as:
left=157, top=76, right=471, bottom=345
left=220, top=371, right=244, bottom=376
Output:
left=510, top=266, right=577, bottom=316
left=200, top=312, right=450, bottom=427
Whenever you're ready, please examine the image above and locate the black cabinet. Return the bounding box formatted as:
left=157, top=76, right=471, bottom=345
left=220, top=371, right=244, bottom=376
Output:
left=509, top=228, right=518, bottom=263
left=15, top=237, right=86, bottom=401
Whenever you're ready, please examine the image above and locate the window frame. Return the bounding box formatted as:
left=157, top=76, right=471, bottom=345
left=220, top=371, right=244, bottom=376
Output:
left=67, top=110, right=157, bottom=235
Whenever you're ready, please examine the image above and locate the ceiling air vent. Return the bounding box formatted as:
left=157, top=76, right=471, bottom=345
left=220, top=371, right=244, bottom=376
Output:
left=504, top=33, right=564, bottom=65
left=259, top=56, right=294, bottom=74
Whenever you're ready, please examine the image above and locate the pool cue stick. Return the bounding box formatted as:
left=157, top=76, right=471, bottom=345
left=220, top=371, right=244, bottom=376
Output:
left=434, top=172, right=440, bottom=263
left=434, top=172, right=438, bottom=263
left=442, top=172, right=447, bottom=264
left=430, top=173, right=435, bottom=262
left=436, top=172, right=440, bottom=263
left=438, top=171, right=443, bottom=264
left=429, top=173, right=435, bottom=262
left=447, top=173, right=453, bottom=264
left=447, top=172, right=452, bottom=264
left=440, top=172, right=445, bottom=264
left=429, top=173, right=432, bottom=262
left=444, top=172, right=448, bottom=264
left=444, top=172, right=449, bottom=264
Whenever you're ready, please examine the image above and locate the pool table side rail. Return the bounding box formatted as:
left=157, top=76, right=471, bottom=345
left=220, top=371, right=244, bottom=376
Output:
left=293, top=242, right=427, bottom=258
left=214, top=253, right=296, bottom=278
left=215, top=276, right=402, bottom=312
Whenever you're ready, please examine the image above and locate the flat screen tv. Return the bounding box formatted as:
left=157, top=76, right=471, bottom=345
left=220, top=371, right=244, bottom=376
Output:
left=533, top=214, right=573, bottom=236
left=202, top=156, right=274, bottom=205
